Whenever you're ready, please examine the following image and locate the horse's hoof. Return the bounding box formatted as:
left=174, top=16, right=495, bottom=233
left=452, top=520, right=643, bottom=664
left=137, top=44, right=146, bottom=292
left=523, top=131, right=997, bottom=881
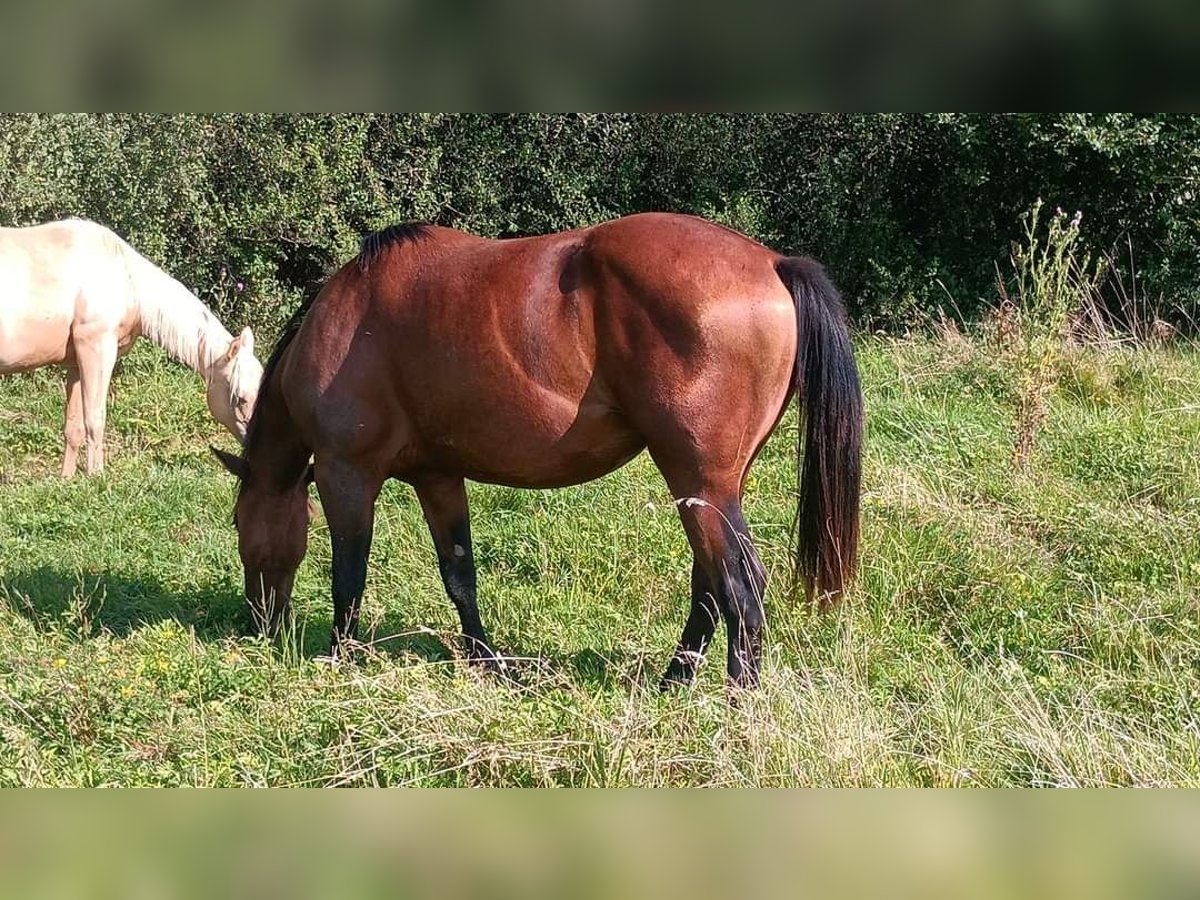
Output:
left=659, top=654, right=701, bottom=691
left=659, top=671, right=696, bottom=692
left=328, top=632, right=365, bottom=662
left=725, top=673, right=760, bottom=706
left=469, top=650, right=520, bottom=685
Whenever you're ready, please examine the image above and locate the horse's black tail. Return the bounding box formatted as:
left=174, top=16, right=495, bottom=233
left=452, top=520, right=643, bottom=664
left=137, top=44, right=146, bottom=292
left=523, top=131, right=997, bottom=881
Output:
left=775, top=256, right=863, bottom=609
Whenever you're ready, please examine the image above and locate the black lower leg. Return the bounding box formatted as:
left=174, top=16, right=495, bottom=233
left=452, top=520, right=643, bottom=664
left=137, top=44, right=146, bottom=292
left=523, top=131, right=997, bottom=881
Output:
left=331, top=528, right=371, bottom=655
left=661, top=561, right=721, bottom=688
left=720, top=542, right=768, bottom=691
left=318, top=462, right=381, bottom=657
left=721, top=509, right=766, bottom=689
left=417, top=479, right=501, bottom=671
left=435, top=518, right=499, bottom=665
left=723, top=601, right=763, bottom=688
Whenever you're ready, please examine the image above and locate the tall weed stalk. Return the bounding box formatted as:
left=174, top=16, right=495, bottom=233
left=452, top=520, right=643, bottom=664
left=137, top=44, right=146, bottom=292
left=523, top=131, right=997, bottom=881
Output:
left=995, top=200, right=1104, bottom=468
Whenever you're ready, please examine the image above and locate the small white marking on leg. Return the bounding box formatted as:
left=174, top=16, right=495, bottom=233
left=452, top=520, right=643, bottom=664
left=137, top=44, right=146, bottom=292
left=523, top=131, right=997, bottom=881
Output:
left=453, top=544, right=465, bottom=557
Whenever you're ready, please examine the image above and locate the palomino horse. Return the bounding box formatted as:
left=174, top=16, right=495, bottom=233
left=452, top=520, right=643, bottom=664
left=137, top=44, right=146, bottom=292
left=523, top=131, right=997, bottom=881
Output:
left=213, top=213, right=862, bottom=689
left=0, top=219, right=263, bottom=476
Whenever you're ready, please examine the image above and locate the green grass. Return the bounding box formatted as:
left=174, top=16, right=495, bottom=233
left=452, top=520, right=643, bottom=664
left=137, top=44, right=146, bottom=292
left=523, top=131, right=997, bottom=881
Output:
left=2, top=335, right=1199, bottom=786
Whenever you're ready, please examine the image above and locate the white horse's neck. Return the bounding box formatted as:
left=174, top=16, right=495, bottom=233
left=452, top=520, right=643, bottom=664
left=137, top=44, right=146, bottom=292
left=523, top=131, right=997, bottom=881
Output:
left=124, top=246, right=231, bottom=376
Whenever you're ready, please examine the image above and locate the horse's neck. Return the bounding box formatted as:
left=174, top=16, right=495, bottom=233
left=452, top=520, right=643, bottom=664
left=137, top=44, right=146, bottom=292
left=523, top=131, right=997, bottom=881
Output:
left=127, top=248, right=230, bottom=375
left=247, top=359, right=311, bottom=491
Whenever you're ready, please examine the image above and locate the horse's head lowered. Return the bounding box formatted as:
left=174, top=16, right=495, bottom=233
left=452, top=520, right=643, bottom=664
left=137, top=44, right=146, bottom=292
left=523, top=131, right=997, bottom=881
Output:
left=204, top=326, right=263, bottom=442
left=211, top=445, right=314, bottom=637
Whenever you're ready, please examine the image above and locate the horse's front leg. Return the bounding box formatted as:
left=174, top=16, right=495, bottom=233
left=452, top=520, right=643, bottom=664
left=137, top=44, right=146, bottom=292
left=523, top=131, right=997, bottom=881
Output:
left=414, top=476, right=505, bottom=674
left=74, top=331, right=118, bottom=475
left=314, top=457, right=384, bottom=657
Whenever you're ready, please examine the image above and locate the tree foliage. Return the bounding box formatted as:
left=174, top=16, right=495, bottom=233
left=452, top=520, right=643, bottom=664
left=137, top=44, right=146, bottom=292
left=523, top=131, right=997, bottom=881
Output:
left=1, top=114, right=1195, bottom=334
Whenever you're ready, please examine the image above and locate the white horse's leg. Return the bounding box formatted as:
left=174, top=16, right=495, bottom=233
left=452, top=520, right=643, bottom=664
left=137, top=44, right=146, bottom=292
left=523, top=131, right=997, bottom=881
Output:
left=76, top=334, right=118, bottom=475
left=61, top=367, right=85, bottom=478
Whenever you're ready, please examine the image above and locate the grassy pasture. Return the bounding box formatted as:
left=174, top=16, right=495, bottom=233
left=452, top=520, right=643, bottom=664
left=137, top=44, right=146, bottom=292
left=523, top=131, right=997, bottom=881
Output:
left=1, top=335, right=1198, bottom=786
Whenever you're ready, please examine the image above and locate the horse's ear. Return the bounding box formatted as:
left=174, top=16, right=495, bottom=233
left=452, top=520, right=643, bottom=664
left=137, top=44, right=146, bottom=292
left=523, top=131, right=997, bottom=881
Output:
left=210, top=445, right=248, bottom=480
left=225, top=326, right=253, bottom=363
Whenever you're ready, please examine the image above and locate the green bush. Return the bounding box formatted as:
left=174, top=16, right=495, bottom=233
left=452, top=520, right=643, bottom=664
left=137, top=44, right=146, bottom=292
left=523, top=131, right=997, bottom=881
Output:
left=1, top=114, right=1196, bottom=337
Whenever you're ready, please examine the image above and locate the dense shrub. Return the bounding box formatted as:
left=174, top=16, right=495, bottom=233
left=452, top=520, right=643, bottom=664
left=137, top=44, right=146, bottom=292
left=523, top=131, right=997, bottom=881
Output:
left=1, top=114, right=1196, bottom=335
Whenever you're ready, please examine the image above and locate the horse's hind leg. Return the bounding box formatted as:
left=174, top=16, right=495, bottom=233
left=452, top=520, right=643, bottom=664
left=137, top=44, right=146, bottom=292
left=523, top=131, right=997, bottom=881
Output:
left=61, top=367, right=85, bottom=478
left=660, top=561, right=721, bottom=688
left=414, top=476, right=505, bottom=673
left=662, top=481, right=767, bottom=689
left=636, top=395, right=774, bottom=689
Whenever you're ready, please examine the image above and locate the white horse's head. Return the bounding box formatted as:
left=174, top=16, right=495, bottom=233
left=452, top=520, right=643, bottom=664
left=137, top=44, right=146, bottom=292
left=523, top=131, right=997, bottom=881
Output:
left=205, top=326, right=263, bottom=442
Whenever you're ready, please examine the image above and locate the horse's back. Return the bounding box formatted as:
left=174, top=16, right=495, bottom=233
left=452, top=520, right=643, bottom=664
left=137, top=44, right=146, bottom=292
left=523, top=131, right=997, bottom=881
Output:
left=0, top=220, right=129, bottom=371
left=581, top=213, right=785, bottom=303
left=277, top=226, right=626, bottom=486
left=577, top=213, right=795, bottom=367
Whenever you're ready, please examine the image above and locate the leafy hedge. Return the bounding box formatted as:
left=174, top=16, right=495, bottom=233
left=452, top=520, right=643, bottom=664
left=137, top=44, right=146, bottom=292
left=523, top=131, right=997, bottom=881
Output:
left=1, top=114, right=1196, bottom=334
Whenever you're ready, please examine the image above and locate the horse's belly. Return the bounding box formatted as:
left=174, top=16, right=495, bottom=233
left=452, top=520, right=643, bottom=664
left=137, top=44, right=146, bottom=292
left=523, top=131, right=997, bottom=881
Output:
left=463, top=439, right=645, bottom=489
left=0, top=307, right=72, bottom=372
left=434, top=401, right=645, bottom=489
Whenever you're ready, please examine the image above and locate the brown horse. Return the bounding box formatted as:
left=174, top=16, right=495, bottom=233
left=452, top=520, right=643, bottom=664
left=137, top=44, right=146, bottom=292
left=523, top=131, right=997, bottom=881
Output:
left=212, top=213, right=862, bottom=689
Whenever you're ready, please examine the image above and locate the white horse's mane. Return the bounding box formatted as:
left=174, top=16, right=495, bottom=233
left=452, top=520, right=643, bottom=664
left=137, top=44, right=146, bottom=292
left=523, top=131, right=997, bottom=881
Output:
left=95, top=223, right=236, bottom=380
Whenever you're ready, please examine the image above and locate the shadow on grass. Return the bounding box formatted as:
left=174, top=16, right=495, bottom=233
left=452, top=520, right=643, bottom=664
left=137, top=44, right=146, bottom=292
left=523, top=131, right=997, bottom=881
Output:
left=353, top=616, right=648, bottom=692
left=0, top=567, right=447, bottom=664
left=2, top=566, right=658, bottom=689
left=1, top=566, right=244, bottom=640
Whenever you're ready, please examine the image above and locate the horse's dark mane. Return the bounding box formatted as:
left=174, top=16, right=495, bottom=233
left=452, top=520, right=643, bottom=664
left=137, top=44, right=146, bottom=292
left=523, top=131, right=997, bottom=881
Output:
left=242, top=223, right=432, bottom=458
left=243, top=286, right=319, bottom=456
left=358, top=222, right=433, bottom=271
